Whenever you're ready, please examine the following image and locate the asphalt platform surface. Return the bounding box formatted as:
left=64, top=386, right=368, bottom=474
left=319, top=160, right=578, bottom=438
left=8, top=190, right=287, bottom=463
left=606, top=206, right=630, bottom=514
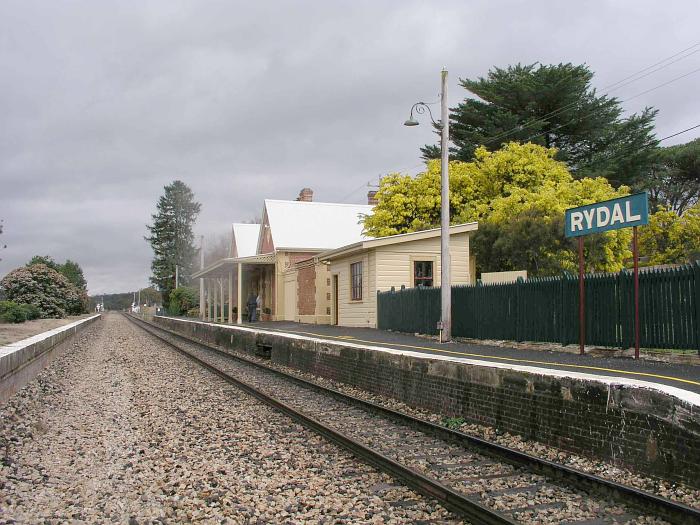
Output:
left=242, top=320, right=700, bottom=395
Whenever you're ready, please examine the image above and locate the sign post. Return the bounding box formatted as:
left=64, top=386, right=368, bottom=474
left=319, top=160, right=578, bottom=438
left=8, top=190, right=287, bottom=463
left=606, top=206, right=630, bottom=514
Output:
left=633, top=226, right=640, bottom=359
left=578, top=237, right=584, bottom=356
left=565, top=193, right=649, bottom=357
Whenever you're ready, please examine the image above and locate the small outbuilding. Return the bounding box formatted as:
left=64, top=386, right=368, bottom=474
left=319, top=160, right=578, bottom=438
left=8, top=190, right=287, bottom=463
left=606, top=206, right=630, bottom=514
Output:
left=318, top=223, right=478, bottom=328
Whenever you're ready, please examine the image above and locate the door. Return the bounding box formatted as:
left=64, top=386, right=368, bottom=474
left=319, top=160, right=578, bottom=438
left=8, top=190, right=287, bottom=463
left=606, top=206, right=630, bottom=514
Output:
left=284, top=278, right=296, bottom=321
left=332, top=274, right=339, bottom=325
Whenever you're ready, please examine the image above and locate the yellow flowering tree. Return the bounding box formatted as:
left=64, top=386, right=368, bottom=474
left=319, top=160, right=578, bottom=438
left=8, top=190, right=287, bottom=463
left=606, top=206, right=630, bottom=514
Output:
left=363, top=142, right=632, bottom=276
left=639, top=204, right=700, bottom=265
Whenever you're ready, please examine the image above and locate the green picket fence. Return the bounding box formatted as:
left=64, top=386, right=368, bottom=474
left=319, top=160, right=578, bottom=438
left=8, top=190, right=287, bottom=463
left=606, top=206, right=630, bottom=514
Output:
left=377, top=262, right=700, bottom=351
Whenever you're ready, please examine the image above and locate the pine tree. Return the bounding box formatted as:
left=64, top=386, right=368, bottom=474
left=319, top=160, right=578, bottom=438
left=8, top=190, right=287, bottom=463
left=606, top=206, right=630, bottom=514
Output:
left=422, top=63, right=657, bottom=188
left=60, top=260, right=88, bottom=291
left=640, top=138, right=700, bottom=214
left=145, top=181, right=201, bottom=306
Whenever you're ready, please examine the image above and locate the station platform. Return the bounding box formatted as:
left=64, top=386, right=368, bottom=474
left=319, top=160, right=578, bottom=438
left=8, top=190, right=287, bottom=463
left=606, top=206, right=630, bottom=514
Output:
left=246, top=320, right=700, bottom=395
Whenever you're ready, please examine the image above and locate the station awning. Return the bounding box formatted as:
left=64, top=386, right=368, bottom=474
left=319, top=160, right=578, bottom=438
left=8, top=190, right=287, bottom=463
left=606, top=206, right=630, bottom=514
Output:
left=192, top=253, right=275, bottom=279
left=235, top=253, right=275, bottom=265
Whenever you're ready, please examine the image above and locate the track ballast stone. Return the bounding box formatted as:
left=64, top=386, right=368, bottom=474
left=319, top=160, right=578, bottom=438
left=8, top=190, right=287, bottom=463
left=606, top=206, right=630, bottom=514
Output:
left=140, top=320, right=675, bottom=525
left=199, top=326, right=700, bottom=511
left=0, top=313, right=460, bottom=524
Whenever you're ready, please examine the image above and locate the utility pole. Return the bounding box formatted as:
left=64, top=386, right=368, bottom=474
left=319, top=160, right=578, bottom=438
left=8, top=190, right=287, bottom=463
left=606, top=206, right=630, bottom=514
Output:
left=175, top=265, right=179, bottom=289
left=199, top=235, right=204, bottom=319
left=439, top=68, right=451, bottom=342
left=404, top=69, right=451, bottom=342
left=138, top=288, right=141, bottom=307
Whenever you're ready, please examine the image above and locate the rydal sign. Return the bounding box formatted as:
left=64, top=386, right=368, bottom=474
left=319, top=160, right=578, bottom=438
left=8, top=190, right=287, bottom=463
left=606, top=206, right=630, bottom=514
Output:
left=565, top=192, right=649, bottom=238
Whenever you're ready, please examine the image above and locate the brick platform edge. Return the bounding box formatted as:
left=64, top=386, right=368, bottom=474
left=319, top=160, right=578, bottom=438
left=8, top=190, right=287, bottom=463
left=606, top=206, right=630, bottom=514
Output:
left=153, top=316, right=700, bottom=489
left=0, top=314, right=102, bottom=405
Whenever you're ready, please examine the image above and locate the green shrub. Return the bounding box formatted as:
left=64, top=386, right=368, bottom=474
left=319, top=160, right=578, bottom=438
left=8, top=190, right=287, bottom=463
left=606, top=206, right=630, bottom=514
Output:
left=0, top=264, right=84, bottom=318
left=186, top=307, right=200, bottom=318
left=19, top=303, right=41, bottom=320
left=0, top=301, right=27, bottom=323
left=168, top=286, right=199, bottom=316
left=442, top=417, right=466, bottom=430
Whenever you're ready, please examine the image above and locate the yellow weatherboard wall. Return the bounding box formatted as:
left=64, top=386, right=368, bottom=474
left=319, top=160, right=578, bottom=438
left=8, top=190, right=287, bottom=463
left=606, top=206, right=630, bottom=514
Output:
left=328, top=227, right=475, bottom=328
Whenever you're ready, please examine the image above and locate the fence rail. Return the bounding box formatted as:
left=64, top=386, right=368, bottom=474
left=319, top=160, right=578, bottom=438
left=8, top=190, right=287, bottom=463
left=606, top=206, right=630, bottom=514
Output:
left=377, top=262, right=700, bottom=351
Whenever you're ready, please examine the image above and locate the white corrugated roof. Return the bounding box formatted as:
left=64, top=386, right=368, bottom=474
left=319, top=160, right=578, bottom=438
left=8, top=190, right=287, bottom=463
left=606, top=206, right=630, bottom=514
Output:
left=232, top=223, right=260, bottom=258
left=264, top=199, right=373, bottom=250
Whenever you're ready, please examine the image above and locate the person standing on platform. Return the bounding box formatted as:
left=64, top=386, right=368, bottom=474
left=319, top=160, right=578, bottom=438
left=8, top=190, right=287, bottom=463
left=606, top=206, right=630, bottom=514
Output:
left=247, top=292, right=258, bottom=322
left=256, top=292, right=262, bottom=321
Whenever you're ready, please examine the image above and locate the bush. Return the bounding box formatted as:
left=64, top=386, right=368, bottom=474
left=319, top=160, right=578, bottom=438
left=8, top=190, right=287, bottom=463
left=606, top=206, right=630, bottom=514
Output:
left=0, top=301, right=26, bottom=323
left=19, top=303, right=41, bottom=320
left=0, top=264, right=84, bottom=318
left=186, top=307, right=200, bottom=318
left=168, top=286, right=199, bottom=316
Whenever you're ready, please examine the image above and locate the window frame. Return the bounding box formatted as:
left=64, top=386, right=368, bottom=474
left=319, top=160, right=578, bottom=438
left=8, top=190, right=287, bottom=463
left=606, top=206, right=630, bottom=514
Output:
left=413, top=260, right=434, bottom=288
left=350, top=261, right=363, bottom=301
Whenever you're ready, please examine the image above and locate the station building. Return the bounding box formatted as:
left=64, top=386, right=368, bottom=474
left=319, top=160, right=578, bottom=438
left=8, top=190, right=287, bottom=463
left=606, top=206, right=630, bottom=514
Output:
left=319, top=223, right=477, bottom=327
left=193, top=188, right=372, bottom=324
left=193, top=188, right=477, bottom=328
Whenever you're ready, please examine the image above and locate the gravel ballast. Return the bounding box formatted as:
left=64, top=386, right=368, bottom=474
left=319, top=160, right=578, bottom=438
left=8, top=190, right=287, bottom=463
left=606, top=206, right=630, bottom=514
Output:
left=172, top=322, right=700, bottom=512
left=0, top=313, right=460, bottom=524
left=135, top=319, right=679, bottom=524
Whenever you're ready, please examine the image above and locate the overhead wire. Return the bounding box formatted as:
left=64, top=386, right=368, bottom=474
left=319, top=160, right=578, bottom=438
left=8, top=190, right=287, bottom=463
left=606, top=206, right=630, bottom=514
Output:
left=573, top=123, right=700, bottom=175
left=521, top=66, right=700, bottom=144
left=479, top=42, right=700, bottom=144
left=340, top=163, right=428, bottom=202
left=338, top=180, right=374, bottom=203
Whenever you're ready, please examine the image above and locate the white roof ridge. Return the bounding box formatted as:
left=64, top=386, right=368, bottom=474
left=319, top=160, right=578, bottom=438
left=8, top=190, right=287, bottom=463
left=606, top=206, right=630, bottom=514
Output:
left=263, top=198, right=372, bottom=251
left=264, top=198, right=373, bottom=208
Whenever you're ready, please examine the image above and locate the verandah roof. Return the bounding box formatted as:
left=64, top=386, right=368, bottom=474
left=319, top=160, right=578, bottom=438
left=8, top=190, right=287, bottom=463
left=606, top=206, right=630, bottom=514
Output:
left=192, top=253, right=275, bottom=279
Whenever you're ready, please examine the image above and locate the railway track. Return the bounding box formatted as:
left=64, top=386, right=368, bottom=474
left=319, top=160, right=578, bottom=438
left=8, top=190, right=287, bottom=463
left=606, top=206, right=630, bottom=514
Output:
left=125, top=314, right=700, bottom=525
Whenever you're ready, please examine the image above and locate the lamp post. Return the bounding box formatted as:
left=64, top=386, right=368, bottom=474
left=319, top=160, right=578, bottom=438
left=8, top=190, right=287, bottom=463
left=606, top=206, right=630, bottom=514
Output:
left=405, top=69, right=451, bottom=342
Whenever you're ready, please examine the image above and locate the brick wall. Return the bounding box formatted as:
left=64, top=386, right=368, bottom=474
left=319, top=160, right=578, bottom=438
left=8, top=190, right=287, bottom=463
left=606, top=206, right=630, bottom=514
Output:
left=297, top=265, right=316, bottom=315
left=154, top=316, right=700, bottom=489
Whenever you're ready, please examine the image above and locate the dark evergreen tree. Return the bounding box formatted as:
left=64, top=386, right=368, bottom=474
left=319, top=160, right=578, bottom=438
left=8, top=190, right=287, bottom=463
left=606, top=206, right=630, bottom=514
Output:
left=422, top=63, right=657, bottom=187
left=639, top=138, right=700, bottom=214
left=145, top=181, right=201, bottom=307
left=60, top=259, right=88, bottom=291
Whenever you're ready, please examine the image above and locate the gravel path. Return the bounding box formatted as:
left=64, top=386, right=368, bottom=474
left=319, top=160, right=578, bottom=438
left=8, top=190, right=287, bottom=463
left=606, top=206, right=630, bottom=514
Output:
left=0, top=313, right=460, bottom=524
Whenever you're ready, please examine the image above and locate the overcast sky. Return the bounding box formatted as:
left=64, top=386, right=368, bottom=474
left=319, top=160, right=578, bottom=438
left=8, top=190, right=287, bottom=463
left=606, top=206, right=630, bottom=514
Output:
left=1, top=1, right=699, bottom=294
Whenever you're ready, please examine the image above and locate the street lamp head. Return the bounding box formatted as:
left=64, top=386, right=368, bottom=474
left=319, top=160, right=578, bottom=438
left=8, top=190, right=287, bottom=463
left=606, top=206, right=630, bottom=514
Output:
left=404, top=102, right=440, bottom=128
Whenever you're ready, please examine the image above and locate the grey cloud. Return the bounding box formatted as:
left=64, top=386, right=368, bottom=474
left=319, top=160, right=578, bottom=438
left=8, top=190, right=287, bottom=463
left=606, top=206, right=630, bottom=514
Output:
left=1, top=0, right=698, bottom=293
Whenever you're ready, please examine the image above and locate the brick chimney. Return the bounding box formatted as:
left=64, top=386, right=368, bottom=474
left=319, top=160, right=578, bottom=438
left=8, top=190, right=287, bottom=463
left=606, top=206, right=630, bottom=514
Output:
left=367, top=190, right=378, bottom=205
left=296, top=188, right=313, bottom=202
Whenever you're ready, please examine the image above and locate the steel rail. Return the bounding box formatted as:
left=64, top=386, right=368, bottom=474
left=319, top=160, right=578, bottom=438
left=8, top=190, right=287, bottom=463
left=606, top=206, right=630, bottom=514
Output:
left=125, top=314, right=514, bottom=524
left=126, top=314, right=700, bottom=525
